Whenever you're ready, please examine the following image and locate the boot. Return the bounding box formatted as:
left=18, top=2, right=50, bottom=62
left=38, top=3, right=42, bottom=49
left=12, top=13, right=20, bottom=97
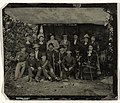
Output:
left=35, top=77, right=39, bottom=82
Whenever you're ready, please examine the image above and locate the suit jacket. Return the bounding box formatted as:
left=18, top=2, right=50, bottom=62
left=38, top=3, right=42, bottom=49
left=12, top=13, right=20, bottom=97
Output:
left=46, top=50, right=58, bottom=65
left=26, top=58, right=39, bottom=69
left=62, top=56, right=76, bottom=69
left=34, top=50, right=42, bottom=60
left=71, top=39, right=80, bottom=51
left=38, top=60, right=52, bottom=71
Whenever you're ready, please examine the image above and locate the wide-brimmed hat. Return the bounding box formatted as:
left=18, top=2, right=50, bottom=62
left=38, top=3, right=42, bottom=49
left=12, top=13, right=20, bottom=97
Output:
left=66, top=50, right=72, bottom=54
left=30, top=52, right=35, bottom=56
left=33, top=44, right=39, bottom=48
left=84, top=34, right=89, bottom=38
left=38, top=33, right=44, bottom=39
left=62, top=33, right=68, bottom=36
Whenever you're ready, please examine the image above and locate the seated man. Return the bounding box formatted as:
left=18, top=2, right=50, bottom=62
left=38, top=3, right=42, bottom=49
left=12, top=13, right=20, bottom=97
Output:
left=39, top=53, right=60, bottom=81
left=14, top=45, right=28, bottom=81
left=27, top=52, right=41, bottom=82
left=62, top=51, right=76, bottom=81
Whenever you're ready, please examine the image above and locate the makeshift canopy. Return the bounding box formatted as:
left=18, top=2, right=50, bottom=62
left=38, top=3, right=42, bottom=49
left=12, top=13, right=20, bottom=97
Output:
left=5, top=8, right=109, bottom=25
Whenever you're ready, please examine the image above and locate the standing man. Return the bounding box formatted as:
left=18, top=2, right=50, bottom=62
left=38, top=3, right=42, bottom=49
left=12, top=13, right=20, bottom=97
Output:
left=90, top=35, right=99, bottom=52
left=60, top=34, right=70, bottom=51
left=33, top=44, right=41, bottom=61
left=62, top=51, right=76, bottom=81
left=14, top=45, right=28, bottom=80
left=56, top=45, right=66, bottom=78
left=38, top=36, right=46, bottom=54
left=46, top=43, right=58, bottom=73
left=74, top=49, right=83, bottom=80
left=71, top=33, right=80, bottom=56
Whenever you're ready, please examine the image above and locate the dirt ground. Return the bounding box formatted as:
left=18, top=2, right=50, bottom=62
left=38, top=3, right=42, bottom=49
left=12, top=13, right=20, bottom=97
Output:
left=5, top=76, right=112, bottom=96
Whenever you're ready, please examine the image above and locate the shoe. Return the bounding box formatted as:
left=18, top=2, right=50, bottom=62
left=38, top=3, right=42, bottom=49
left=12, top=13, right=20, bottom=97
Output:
left=14, top=78, right=17, bottom=81
left=63, top=79, right=68, bottom=82
left=35, top=77, right=39, bottom=82
left=40, top=79, right=44, bottom=82
left=55, top=77, right=61, bottom=81
left=29, top=77, right=33, bottom=82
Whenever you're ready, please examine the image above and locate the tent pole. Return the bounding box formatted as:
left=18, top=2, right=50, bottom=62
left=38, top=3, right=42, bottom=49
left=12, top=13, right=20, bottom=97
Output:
left=37, top=24, right=40, bottom=36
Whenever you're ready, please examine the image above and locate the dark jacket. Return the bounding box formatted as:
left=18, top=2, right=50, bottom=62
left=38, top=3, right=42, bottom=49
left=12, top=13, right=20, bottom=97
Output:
left=62, top=56, right=76, bottom=69
left=26, top=57, right=39, bottom=69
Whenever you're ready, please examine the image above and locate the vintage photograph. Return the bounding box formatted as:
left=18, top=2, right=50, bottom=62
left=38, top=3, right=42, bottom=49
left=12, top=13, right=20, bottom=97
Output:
left=3, top=3, right=117, bottom=100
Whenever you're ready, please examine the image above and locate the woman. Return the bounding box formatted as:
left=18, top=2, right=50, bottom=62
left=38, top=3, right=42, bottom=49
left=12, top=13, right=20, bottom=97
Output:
left=47, top=34, right=59, bottom=51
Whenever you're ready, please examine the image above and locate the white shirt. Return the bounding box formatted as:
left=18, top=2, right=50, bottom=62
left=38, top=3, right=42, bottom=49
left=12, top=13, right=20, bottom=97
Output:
left=35, top=50, right=39, bottom=59
left=74, top=40, right=77, bottom=45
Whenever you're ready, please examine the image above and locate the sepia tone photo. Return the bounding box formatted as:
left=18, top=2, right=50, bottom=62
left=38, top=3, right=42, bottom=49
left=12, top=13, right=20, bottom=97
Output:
left=2, top=3, right=117, bottom=100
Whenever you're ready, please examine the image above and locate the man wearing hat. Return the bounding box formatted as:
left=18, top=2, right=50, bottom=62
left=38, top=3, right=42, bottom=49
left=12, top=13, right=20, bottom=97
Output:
left=90, top=35, right=99, bottom=52
left=25, top=35, right=32, bottom=54
left=81, top=34, right=90, bottom=63
left=74, top=49, right=83, bottom=80
left=14, top=45, right=29, bottom=81
left=71, top=33, right=80, bottom=57
left=60, top=34, right=70, bottom=52
left=38, top=53, right=60, bottom=81
left=38, top=35, right=46, bottom=54
left=33, top=44, right=41, bottom=61
left=47, top=33, right=59, bottom=51
left=27, top=51, right=41, bottom=82
left=46, top=43, right=58, bottom=73
left=55, top=45, right=66, bottom=78
left=62, top=50, right=76, bottom=81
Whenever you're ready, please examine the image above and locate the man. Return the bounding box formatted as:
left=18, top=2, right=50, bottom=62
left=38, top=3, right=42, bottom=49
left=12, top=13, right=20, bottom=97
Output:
left=27, top=52, right=41, bottom=82
left=14, top=45, right=28, bottom=80
left=56, top=45, right=66, bottom=78
left=33, top=44, right=41, bottom=61
left=62, top=51, right=76, bottom=81
left=74, top=49, right=83, bottom=80
left=25, top=35, right=32, bottom=54
left=39, top=54, right=60, bottom=81
left=81, top=34, right=90, bottom=63
left=90, top=35, right=99, bottom=52
left=46, top=43, right=58, bottom=73
left=71, top=33, right=80, bottom=56
left=47, top=33, right=59, bottom=51
left=60, top=34, right=70, bottom=51
left=38, top=35, right=46, bottom=54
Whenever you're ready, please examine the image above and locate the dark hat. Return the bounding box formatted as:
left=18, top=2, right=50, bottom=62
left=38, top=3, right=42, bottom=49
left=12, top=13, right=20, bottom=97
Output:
left=62, top=33, right=68, bottom=36
left=48, top=43, right=54, bottom=47
left=59, top=45, right=65, bottom=49
left=73, top=33, right=78, bottom=36
left=38, top=35, right=44, bottom=39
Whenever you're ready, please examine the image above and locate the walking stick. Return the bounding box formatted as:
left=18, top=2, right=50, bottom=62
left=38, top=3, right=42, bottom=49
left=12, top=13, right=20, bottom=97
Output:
left=59, top=53, right=62, bottom=78
left=88, top=57, right=93, bottom=81
left=52, top=53, right=55, bottom=73
left=96, top=53, right=101, bottom=75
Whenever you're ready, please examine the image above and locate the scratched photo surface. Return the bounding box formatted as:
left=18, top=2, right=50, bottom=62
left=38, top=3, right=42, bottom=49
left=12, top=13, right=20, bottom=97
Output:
left=3, top=3, right=117, bottom=100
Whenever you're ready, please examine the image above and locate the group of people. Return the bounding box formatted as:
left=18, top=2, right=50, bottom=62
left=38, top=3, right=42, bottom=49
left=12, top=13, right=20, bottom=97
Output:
left=14, top=32, right=101, bottom=82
